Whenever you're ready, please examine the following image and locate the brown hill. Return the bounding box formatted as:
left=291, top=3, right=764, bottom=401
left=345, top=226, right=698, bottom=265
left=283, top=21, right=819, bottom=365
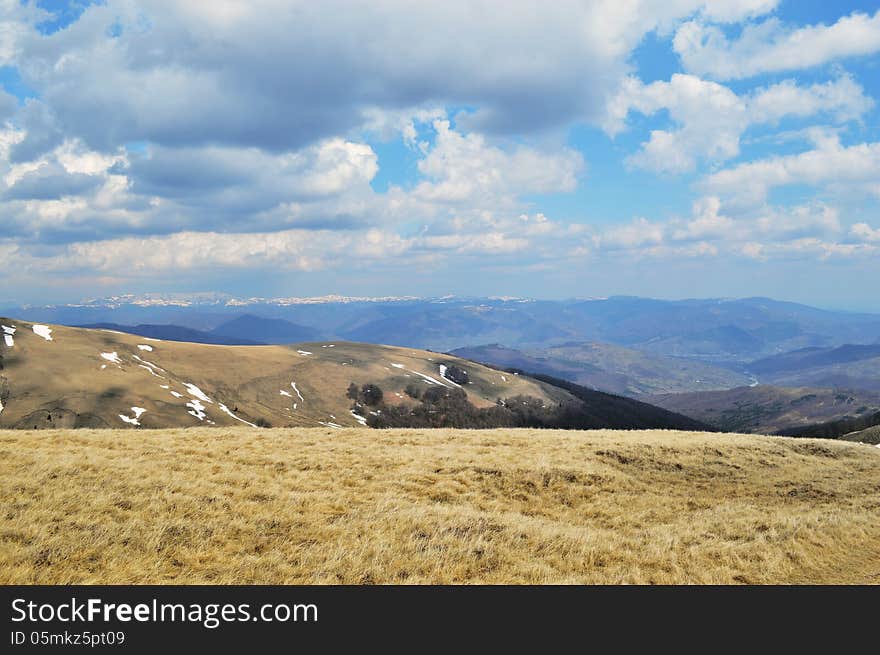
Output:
left=0, top=318, right=561, bottom=430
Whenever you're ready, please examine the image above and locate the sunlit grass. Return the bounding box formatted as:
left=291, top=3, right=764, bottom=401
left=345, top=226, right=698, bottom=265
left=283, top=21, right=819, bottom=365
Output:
left=1, top=428, right=879, bottom=584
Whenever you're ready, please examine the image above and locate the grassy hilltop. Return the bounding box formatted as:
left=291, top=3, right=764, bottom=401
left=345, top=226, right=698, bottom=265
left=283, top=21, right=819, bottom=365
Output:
left=2, top=427, right=878, bottom=584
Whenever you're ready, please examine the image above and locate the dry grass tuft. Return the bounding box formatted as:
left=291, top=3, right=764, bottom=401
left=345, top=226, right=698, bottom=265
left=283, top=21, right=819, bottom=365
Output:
left=1, top=428, right=879, bottom=584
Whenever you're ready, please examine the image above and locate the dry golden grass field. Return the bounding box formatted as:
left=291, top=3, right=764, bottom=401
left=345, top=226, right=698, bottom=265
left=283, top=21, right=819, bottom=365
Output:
left=2, top=427, right=879, bottom=584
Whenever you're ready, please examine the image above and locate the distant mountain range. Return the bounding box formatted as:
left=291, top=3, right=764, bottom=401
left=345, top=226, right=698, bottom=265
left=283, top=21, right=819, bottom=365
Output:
left=78, top=322, right=266, bottom=345
left=8, top=295, right=880, bottom=362
left=78, top=315, right=322, bottom=346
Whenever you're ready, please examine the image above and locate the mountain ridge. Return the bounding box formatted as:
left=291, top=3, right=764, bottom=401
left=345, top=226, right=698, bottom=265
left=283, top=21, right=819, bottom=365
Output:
left=8, top=295, right=880, bottom=361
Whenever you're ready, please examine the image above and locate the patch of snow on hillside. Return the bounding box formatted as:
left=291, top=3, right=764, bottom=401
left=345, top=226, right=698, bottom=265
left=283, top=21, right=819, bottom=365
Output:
left=219, top=403, right=257, bottom=428
left=350, top=410, right=367, bottom=426
left=280, top=390, right=292, bottom=397
left=101, top=352, right=121, bottom=364
left=32, top=325, right=53, bottom=341
left=132, top=354, right=165, bottom=371
left=138, top=364, right=163, bottom=378
left=408, top=369, right=451, bottom=387
left=186, top=398, right=207, bottom=420
left=2, top=325, right=15, bottom=347
left=133, top=356, right=165, bottom=377
left=297, top=350, right=313, bottom=356
left=0, top=398, right=4, bottom=415
left=501, top=375, right=507, bottom=382
left=160, top=385, right=170, bottom=390
left=183, top=383, right=212, bottom=403
left=391, top=363, right=405, bottom=369
left=320, top=421, right=342, bottom=429
left=137, top=344, right=154, bottom=352
left=119, top=406, right=147, bottom=426
left=170, top=391, right=183, bottom=398
left=290, top=381, right=304, bottom=402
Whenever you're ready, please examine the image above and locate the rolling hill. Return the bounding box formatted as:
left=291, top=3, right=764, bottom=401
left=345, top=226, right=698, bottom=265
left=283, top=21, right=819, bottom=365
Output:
left=647, top=385, right=880, bottom=434
left=776, top=410, right=880, bottom=442
left=0, top=318, right=706, bottom=432
left=451, top=342, right=751, bottom=396
left=841, top=425, right=880, bottom=445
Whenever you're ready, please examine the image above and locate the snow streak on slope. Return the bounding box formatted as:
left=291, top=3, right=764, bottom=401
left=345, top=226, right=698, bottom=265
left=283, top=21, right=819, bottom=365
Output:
left=219, top=404, right=257, bottom=428
left=183, top=384, right=211, bottom=404
left=119, top=407, right=147, bottom=426
left=32, top=325, right=53, bottom=341
left=2, top=325, right=15, bottom=348
left=409, top=369, right=452, bottom=387
left=186, top=398, right=207, bottom=421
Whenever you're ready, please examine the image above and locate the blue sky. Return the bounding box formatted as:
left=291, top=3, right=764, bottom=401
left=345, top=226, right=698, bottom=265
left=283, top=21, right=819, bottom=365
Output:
left=2, top=1, right=880, bottom=310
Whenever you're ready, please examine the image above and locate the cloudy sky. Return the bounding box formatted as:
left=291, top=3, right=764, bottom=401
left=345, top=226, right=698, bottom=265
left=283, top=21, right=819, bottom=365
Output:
left=2, top=1, right=880, bottom=309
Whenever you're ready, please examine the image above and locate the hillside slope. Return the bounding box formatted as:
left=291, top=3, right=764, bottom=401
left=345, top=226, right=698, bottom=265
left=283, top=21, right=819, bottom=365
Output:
left=647, top=386, right=880, bottom=434
left=2, top=428, right=878, bottom=584
left=842, top=425, right=880, bottom=445
left=0, top=318, right=562, bottom=430
left=777, top=410, right=880, bottom=441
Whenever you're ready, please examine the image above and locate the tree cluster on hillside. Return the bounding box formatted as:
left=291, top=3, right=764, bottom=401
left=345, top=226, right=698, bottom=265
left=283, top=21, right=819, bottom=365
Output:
left=348, top=375, right=714, bottom=431
left=440, top=363, right=469, bottom=385
left=348, top=382, right=383, bottom=406
left=505, top=370, right=714, bottom=431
